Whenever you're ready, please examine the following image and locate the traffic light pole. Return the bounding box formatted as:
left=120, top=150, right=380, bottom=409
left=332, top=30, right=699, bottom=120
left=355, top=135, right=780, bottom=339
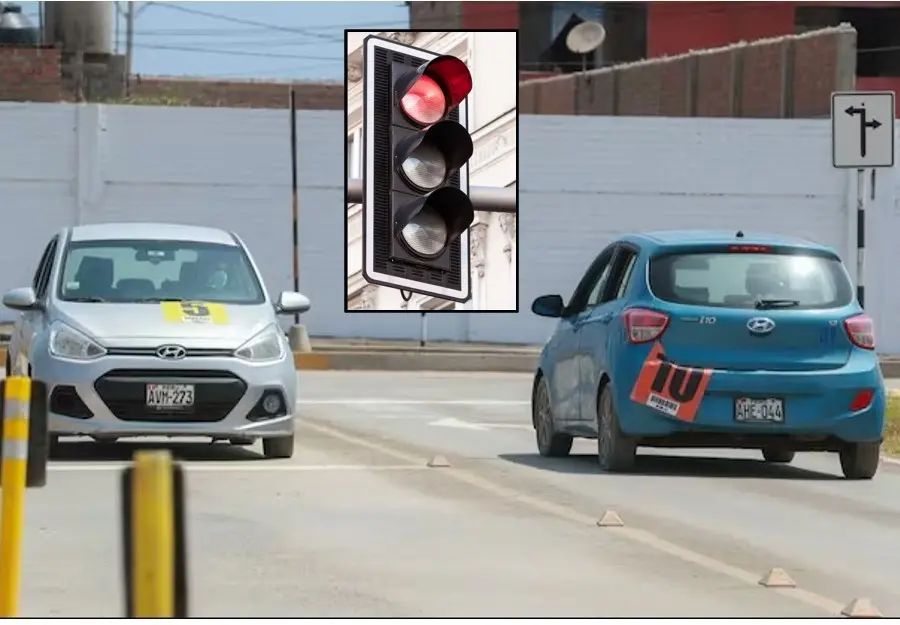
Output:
left=346, top=179, right=517, bottom=214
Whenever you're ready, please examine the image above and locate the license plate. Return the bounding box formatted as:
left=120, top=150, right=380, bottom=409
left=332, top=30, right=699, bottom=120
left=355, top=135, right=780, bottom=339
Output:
left=734, top=397, right=784, bottom=423
left=146, top=384, right=195, bottom=409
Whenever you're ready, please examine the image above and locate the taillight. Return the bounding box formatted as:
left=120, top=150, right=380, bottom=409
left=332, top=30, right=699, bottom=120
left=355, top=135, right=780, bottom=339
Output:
left=624, top=308, right=670, bottom=344
left=844, top=314, right=875, bottom=350
left=849, top=389, right=875, bottom=411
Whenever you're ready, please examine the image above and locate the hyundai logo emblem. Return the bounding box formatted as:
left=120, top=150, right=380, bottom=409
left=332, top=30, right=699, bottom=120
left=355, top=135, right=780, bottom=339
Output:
left=156, top=345, right=187, bottom=360
left=747, top=317, right=776, bottom=335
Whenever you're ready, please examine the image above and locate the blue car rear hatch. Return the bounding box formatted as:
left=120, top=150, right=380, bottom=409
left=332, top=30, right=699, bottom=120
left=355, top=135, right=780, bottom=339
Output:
left=643, top=241, right=867, bottom=372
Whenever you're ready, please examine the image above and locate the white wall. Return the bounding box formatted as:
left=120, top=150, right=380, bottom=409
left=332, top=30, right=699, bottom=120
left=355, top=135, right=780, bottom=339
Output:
left=2, top=104, right=898, bottom=352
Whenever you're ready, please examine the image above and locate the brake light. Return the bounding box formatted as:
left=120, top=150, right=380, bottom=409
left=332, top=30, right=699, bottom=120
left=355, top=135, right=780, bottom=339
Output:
left=849, top=389, right=875, bottom=411
left=624, top=308, right=670, bottom=343
left=844, top=314, right=875, bottom=350
left=728, top=245, right=771, bottom=253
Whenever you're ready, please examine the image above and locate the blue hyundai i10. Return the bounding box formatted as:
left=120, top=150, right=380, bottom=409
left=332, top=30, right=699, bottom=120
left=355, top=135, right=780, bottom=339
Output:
left=530, top=230, right=885, bottom=480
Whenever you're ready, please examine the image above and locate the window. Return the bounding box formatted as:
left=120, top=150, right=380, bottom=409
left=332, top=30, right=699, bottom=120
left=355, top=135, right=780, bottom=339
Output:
left=35, top=238, right=59, bottom=299
left=586, top=263, right=613, bottom=308
left=613, top=251, right=638, bottom=300
left=648, top=251, right=854, bottom=310
left=57, top=239, right=265, bottom=305
left=347, top=129, right=361, bottom=180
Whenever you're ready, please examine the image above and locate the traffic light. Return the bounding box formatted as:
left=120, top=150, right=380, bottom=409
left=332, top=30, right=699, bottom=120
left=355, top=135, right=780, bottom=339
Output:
left=361, top=35, right=475, bottom=303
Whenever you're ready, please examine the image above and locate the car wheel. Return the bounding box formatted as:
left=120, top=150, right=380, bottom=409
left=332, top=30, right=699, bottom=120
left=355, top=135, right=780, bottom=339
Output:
left=839, top=442, right=880, bottom=480
left=761, top=447, right=795, bottom=464
left=229, top=436, right=255, bottom=446
left=262, top=434, right=295, bottom=459
left=597, top=385, right=636, bottom=473
left=532, top=377, right=573, bottom=457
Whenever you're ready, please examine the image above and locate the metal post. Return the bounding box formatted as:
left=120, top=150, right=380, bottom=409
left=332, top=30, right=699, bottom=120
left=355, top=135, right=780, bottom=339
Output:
left=289, top=87, right=300, bottom=326
left=122, top=450, right=187, bottom=618
left=0, top=377, right=31, bottom=617
left=345, top=179, right=517, bottom=214
left=124, top=2, right=135, bottom=96
left=856, top=168, right=867, bottom=309
left=420, top=312, right=427, bottom=348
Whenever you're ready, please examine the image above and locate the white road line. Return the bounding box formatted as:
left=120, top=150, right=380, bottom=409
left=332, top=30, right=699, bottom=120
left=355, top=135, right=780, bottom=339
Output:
left=297, top=399, right=529, bottom=406
left=48, top=463, right=427, bottom=473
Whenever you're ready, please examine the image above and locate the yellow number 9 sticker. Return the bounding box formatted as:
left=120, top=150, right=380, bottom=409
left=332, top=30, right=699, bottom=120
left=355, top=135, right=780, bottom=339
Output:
left=161, top=301, right=228, bottom=325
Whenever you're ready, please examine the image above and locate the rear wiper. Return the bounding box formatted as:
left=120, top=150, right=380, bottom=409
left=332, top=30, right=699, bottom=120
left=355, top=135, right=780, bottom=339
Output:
left=65, top=296, right=106, bottom=303
left=755, top=298, right=800, bottom=310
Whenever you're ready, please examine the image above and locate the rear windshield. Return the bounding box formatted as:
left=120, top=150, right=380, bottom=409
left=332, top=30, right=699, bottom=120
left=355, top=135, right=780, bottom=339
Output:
left=648, top=251, right=854, bottom=309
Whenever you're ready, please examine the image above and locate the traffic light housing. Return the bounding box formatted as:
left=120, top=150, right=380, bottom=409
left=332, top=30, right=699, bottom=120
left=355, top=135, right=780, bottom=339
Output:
left=361, top=35, right=475, bottom=303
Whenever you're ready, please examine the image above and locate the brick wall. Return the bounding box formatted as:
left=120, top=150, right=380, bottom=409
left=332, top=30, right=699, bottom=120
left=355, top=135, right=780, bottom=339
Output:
left=129, top=76, right=343, bottom=109
left=0, top=46, right=62, bottom=102
left=519, top=25, right=857, bottom=118
left=0, top=45, right=342, bottom=110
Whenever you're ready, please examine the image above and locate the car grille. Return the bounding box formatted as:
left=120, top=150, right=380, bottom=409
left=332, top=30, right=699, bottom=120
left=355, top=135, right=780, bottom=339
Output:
left=105, top=347, right=234, bottom=358
left=94, top=369, right=246, bottom=423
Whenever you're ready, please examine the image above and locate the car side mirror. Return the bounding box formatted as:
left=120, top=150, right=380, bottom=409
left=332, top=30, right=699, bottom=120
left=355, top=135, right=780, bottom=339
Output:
left=2, top=287, right=40, bottom=312
left=531, top=294, right=564, bottom=318
left=275, top=291, right=311, bottom=315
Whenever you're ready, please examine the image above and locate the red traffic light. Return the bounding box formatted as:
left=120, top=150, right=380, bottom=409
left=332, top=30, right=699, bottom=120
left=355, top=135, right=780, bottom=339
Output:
left=397, top=55, right=473, bottom=127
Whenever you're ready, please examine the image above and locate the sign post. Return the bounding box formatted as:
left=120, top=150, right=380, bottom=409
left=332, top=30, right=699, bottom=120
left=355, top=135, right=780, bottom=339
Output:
left=831, top=90, right=896, bottom=309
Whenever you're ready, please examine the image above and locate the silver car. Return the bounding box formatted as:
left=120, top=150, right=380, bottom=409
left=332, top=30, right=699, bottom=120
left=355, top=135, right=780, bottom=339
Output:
left=2, top=222, right=310, bottom=459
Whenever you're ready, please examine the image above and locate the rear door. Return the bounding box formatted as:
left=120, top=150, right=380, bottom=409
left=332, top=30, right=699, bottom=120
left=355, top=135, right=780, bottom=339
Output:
left=647, top=244, right=857, bottom=372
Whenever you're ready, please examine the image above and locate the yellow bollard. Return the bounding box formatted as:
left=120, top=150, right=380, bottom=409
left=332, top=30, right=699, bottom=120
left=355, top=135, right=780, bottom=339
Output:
left=122, top=449, right=187, bottom=618
left=0, top=377, right=31, bottom=617
left=131, top=450, right=174, bottom=617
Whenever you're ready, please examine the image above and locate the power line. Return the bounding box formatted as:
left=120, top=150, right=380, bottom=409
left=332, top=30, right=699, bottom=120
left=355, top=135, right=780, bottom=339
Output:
left=149, top=2, right=339, bottom=41
left=127, top=42, right=342, bottom=61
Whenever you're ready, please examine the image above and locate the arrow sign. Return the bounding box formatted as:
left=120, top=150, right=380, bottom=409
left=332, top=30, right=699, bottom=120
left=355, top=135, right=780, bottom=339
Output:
left=832, top=91, right=895, bottom=169
left=845, top=105, right=883, bottom=158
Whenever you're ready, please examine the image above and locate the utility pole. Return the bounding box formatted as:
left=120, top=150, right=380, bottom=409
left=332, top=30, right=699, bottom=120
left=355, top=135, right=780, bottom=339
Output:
left=125, top=1, right=135, bottom=96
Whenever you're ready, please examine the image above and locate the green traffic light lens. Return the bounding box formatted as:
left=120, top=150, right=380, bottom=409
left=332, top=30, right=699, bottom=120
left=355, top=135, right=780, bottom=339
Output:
left=400, top=206, right=448, bottom=257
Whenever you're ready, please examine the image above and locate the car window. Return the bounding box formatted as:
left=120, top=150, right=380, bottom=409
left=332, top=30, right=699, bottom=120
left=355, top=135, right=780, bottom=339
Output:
left=648, top=251, right=854, bottom=309
left=568, top=246, right=616, bottom=314
left=35, top=238, right=58, bottom=299
left=32, top=238, right=55, bottom=291
left=611, top=250, right=639, bottom=301
left=586, top=263, right=614, bottom=308
left=57, top=239, right=265, bottom=304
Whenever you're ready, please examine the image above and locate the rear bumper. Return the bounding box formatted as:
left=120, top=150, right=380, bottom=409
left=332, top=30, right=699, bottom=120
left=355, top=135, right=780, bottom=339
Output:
left=613, top=350, right=885, bottom=445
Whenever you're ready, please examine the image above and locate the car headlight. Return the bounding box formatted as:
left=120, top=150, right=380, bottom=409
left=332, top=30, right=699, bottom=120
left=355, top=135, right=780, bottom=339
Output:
left=234, top=324, right=285, bottom=362
left=49, top=321, right=107, bottom=360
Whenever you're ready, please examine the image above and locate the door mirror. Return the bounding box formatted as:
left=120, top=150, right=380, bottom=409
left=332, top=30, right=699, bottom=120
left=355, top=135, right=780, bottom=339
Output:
left=531, top=294, right=565, bottom=318
left=275, top=291, right=311, bottom=315
left=2, top=287, right=39, bottom=311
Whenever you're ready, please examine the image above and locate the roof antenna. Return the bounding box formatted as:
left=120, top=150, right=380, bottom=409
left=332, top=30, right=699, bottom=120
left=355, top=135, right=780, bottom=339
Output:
left=736, top=230, right=745, bottom=238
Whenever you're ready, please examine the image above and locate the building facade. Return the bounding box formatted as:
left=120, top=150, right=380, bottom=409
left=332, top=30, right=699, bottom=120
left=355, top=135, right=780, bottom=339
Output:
left=345, top=31, right=518, bottom=311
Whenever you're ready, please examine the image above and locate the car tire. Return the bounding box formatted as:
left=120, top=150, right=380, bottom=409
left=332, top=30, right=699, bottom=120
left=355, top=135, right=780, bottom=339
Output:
left=533, top=377, right=573, bottom=458
left=761, top=447, right=795, bottom=464
left=229, top=436, right=255, bottom=446
left=839, top=442, right=881, bottom=480
left=597, top=385, right=637, bottom=473
left=262, top=434, right=295, bottom=459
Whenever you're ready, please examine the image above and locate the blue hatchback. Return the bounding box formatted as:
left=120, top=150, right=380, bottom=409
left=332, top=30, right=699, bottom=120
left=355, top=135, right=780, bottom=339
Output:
left=530, top=230, right=885, bottom=479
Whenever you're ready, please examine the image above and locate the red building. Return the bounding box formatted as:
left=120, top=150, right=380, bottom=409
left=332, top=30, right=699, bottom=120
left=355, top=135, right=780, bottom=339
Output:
left=409, top=1, right=900, bottom=108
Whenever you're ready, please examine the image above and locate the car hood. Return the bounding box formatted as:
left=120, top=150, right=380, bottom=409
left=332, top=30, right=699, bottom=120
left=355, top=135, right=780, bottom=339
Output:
left=53, top=302, right=275, bottom=349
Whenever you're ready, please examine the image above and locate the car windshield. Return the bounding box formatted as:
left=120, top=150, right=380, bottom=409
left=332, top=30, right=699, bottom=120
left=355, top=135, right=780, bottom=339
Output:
left=57, top=238, right=265, bottom=304
left=648, top=250, right=854, bottom=310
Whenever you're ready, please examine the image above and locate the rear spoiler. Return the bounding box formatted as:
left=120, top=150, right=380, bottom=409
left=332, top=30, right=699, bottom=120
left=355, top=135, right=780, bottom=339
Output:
left=652, top=244, right=841, bottom=261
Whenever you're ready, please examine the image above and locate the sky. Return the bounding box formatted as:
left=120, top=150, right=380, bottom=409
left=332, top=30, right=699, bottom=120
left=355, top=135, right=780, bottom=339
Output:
left=16, top=1, right=410, bottom=81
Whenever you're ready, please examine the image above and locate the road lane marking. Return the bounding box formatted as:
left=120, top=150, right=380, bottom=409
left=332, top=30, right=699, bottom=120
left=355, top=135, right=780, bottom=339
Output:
left=48, top=463, right=427, bottom=473
left=300, top=417, right=848, bottom=617
left=297, top=399, right=529, bottom=406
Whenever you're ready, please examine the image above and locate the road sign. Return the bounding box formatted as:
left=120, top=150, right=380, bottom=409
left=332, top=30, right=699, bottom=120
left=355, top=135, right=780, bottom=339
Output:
left=832, top=91, right=895, bottom=168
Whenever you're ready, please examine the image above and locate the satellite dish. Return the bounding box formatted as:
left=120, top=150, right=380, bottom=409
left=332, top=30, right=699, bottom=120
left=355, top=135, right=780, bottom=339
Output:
left=565, top=20, right=606, bottom=55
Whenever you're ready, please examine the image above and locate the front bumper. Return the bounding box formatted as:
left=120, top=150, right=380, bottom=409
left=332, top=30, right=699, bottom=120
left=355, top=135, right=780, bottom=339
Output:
left=34, top=351, right=297, bottom=439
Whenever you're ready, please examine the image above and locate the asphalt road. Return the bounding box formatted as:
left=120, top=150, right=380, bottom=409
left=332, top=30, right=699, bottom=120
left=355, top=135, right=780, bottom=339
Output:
left=16, top=371, right=900, bottom=617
